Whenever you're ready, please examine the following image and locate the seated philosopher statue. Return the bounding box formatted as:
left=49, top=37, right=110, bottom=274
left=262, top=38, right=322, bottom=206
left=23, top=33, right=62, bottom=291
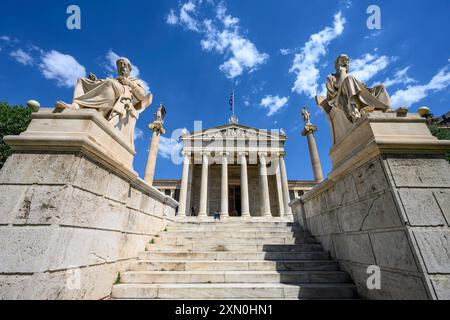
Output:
left=55, top=57, right=153, bottom=149
left=325, top=54, right=391, bottom=123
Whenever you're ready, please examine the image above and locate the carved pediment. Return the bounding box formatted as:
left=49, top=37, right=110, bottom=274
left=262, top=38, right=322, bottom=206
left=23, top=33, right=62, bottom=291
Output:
left=185, top=124, right=283, bottom=141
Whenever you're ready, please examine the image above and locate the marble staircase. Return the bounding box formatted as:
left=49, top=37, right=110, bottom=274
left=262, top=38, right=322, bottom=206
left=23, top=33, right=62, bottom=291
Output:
left=111, top=218, right=357, bottom=300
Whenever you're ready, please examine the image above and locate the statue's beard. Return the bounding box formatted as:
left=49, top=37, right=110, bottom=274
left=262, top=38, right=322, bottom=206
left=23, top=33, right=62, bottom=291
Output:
left=119, top=69, right=130, bottom=77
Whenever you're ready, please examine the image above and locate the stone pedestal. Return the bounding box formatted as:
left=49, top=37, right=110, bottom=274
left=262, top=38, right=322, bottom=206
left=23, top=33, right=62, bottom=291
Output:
left=290, top=111, right=450, bottom=300
left=0, top=109, right=178, bottom=300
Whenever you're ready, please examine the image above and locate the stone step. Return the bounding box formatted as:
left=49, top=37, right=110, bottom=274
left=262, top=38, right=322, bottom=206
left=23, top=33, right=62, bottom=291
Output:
left=139, top=251, right=330, bottom=261
left=165, top=227, right=304, bottom=233
left=111, top=283, right=357, bottom=300
left=160, top=232, right=303, bottom=238
left=157, top=237, right=318, bottom=245
left=129, top=260, right=340, bottom=272
left=120, top=270, right=351, bottom=284
left=171, top=221, right=296, bottom=227
left=146, top=243, right=324, bottom=253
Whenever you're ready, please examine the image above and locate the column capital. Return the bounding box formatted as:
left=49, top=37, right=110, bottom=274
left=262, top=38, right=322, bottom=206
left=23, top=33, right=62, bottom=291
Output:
left=258, top=152, right=268, bottom=158
left=182, top=151, right=191, bottom=157
left=301, top=124, right=318, bottom=136
left=149, top=121, right=166, bottom=134
left=238, top=151, right=248, bottom=157
left=277, top=152, right=287, bottom=158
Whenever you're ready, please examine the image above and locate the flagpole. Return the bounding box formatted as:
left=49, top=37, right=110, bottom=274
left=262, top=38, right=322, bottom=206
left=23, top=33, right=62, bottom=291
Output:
left=232, top=89, right=235, bottom=117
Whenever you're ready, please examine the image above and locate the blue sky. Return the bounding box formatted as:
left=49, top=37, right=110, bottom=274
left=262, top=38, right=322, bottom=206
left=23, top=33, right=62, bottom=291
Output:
left=1, top=0, right=449, bottom=181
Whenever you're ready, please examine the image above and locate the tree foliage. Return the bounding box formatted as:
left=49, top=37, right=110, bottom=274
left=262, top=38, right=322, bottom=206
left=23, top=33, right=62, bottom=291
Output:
left=0, top=102, right=33, bottom=169
left=428, top=124, right=450, bottom=162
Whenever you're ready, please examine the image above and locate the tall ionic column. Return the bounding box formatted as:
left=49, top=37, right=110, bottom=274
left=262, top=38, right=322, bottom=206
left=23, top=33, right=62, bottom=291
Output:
left=301, top=107, right=324, bottom=183
left=177, top=152, right=191, bottom=217
left=144, top=104, right=166, bottom=185
left=259, top=152, right=272, bottom=217
left=198, top=152, right=210, bottom=217
left=239, top=152, right=250, bottom=217
left=220, top=152, right=229, bottom=216
left=275, top=162, right=285, bottom=217
left=279, top=153, right=292, bottom=216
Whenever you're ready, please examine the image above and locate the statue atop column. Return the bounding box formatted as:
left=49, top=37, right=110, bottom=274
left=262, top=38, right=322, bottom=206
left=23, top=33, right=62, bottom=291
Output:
left=302, top=107, right=312, bottom=125
left=54, top=57, right=153, bottom=149
left=149, top=104, right=167, bottom=134
left=325, top=54, right=391, bottom=123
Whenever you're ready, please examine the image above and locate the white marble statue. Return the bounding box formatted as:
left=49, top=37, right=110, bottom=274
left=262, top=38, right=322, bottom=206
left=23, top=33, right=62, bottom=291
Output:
left=302, top=107, right=312, bottom=125
left=55, top=57, right=153, bottom=149
left=326, top=54, right=391, bottom=122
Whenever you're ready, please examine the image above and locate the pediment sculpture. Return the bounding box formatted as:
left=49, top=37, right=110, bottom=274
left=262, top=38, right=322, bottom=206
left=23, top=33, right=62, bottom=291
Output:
left=54, top=57, right=153, bottom=150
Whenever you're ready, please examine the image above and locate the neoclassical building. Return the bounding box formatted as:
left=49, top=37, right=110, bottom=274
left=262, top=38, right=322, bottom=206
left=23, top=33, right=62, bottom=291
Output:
left=154, top=120, right=316, bottom=217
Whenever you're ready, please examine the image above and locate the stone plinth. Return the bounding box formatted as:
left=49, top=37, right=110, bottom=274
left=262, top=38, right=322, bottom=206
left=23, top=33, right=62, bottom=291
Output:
left=290, top=111, right=450, bottom=300
left=0, top=109, right=178, bottom=299
left=4, top=108, right=137, bottom=176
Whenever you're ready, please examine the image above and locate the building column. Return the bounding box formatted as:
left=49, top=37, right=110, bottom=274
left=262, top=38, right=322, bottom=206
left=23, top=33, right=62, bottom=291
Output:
left=259, top=152, right=272, bottom=217
left=144, top=131, right=161, bottom=185
left=239, top=152, right=250, bottom=217
left=221, top=152, right=229, bottom=216
left=279, top=154, right=292, bottom=216
left=144, top=115, right=166, bottom=186
left=275, top=162, right=285, bottom=217
left=177, top=152, right=190, bottom=216
left=198, top=152, right=210, bottom=217
left=302, top=123, right=324, bottom=183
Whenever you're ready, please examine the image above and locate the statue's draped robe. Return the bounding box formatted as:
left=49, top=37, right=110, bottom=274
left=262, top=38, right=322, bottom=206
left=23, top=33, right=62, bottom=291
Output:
left=72, top=77, right=151, bottom=149
left=326, top=74, right=391, bottom=122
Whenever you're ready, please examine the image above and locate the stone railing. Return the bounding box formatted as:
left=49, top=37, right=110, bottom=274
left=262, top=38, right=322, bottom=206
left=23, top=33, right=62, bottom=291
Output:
left=0, top=109, right=178, bottom=299
left=290, top=111, right=450, bottom=300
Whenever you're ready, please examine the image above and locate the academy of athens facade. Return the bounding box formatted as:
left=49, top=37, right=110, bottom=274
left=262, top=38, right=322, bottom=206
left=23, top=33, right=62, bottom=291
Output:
left=154, top=122, right=317, bottom=217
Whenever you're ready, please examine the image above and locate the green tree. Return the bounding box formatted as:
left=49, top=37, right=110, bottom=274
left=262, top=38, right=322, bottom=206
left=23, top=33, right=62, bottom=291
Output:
left=428, top=124, right=450, bottom=162
left=0, top=102, right=33, bottom=169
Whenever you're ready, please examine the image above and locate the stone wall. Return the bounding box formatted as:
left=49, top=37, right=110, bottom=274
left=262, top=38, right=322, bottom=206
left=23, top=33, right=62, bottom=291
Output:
left=290, top=112, right=450, bottom=299
left=0, top=152, right=177, bottom=299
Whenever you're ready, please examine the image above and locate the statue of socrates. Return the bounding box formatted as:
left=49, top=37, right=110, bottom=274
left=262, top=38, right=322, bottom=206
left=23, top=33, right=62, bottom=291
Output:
left=326, top=54, right=391, bottom=122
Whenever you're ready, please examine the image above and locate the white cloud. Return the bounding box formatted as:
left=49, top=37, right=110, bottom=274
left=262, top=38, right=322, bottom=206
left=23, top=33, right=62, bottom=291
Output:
left=290, top=12, right=346, bottom=98
left=39, top=50, right=86, bottom=88
left=260, top=95, right=289, bottom=116
left=134, top=127, right=145, bottom=140
left=384, top=67, right=416, bottom=87
left=105, top=50, right=150, bottom=92
left=167, top=1, right=268, bottom=79
left=10, top=49, right=33, bottom=66
left=280, top=48, right=290, bottom=55
left=0, top=36, right=11, bottom=42
left=158, top=136, right=183, bottom=159
left=350, top=53, right=392, bottom=83
left=166, top=9, right=179, bottom=25
left=390, top=64, right=450, bottom=108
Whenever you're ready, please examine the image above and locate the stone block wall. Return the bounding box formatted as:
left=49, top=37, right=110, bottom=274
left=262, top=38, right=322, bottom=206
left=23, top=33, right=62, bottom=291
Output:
left=0, top=152, right=177, bottom=299
left=291, top=154, right=450, bottom=299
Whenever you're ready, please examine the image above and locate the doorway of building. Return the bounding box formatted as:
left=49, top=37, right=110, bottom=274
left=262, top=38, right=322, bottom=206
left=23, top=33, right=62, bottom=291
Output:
left=228, top=185, right=241, bottom=216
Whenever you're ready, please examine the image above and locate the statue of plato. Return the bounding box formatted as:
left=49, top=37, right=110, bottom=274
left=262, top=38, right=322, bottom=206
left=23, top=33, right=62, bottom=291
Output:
left=54, top=57, right=153, bottom=149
